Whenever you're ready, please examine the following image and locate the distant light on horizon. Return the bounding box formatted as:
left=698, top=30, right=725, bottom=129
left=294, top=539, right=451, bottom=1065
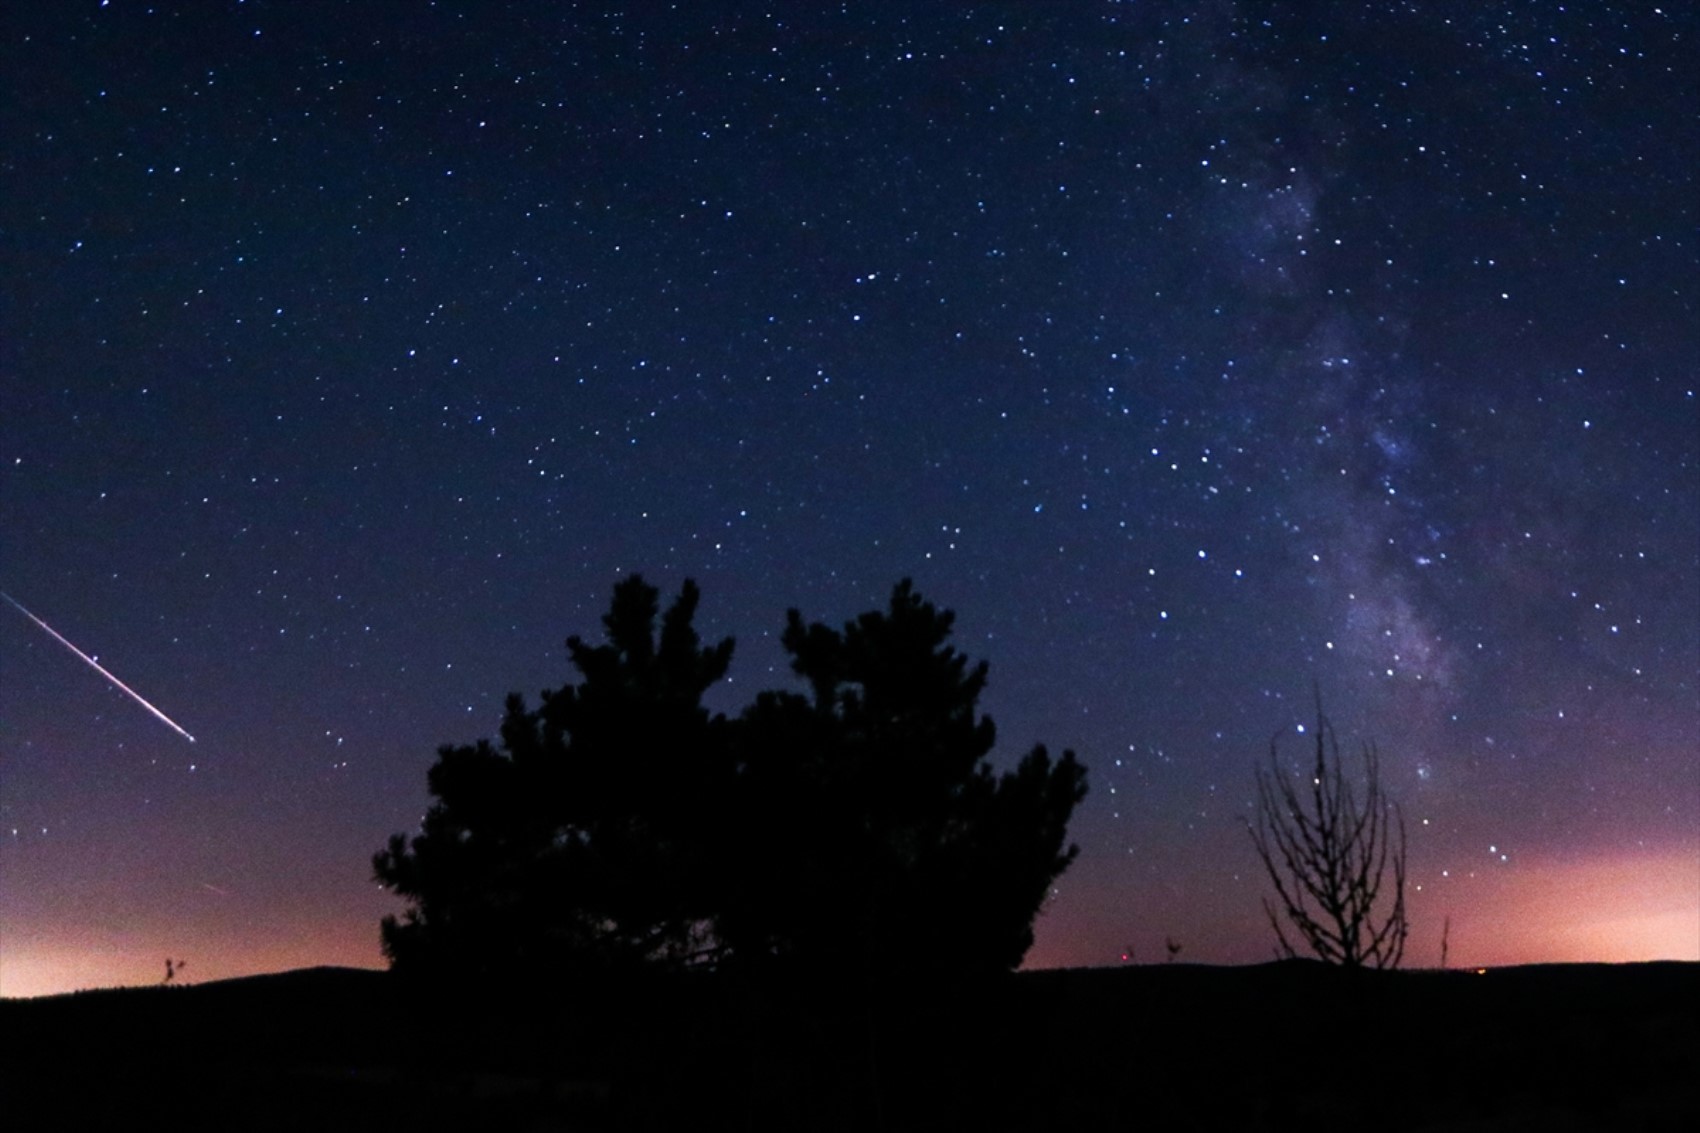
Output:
left=2, top=0, right=1693, bottom=1002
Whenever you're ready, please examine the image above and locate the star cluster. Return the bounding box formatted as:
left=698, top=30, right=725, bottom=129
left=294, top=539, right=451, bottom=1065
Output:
left=2, top=2, right=1694, bottom=997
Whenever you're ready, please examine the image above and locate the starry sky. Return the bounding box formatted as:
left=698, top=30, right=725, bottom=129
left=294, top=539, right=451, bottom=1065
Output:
left=2, top=2, right=1695, bottom=998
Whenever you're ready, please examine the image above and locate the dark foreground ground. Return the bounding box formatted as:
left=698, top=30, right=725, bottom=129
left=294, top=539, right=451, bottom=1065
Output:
left=5, top=960, right=1696, bottom=1131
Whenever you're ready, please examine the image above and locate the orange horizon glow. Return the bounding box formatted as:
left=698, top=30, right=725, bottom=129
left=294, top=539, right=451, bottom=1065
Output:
left=1412, top=845, right=1700, bottom=969
left=5, top=845, right=1694, bottom=999
left=0, top=920, right=386, bottom=1001
left=1021, top=840, right=1700, bottom=973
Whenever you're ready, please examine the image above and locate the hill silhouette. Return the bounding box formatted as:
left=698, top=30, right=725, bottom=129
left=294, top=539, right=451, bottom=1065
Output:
left=4, top=961, right=1695, bottom=1130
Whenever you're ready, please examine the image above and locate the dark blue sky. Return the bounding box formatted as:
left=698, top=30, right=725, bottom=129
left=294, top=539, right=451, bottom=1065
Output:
left=3, top=1, right=1695, bottom=996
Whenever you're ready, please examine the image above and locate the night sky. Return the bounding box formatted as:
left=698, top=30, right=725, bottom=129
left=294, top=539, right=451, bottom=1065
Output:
left=3, top=2, right=1695, bottom=998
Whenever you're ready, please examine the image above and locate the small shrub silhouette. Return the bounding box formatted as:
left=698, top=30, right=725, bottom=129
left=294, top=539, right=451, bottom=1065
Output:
left=1246, top=696, right=1407, bottom=968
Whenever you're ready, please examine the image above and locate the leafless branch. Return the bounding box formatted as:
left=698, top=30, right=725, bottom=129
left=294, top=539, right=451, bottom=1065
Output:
left=1245, top=697, right=1407, bottom=969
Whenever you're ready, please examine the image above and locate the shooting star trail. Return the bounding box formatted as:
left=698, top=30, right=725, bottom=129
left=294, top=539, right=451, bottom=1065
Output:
left=2, top=590, right=196, bottom=743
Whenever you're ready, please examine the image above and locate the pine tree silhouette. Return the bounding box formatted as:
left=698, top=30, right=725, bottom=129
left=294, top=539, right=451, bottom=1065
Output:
left=373, top=575, right=733, bottom=980
left=374, top=576, right=1088, bottom=987
left=722, top=580, right=1087, bottom=981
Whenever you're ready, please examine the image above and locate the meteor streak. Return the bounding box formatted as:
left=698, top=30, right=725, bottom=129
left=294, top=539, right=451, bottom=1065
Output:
left=2, top=591, right=196, bottom=743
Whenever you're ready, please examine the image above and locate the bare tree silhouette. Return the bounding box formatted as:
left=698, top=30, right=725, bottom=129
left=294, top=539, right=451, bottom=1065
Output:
left=1247, top=697, right=1407, bottom=968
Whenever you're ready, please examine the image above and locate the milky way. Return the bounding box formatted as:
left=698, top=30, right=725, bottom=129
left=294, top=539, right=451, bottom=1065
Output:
left=2, top=2, right=1694, bottom=997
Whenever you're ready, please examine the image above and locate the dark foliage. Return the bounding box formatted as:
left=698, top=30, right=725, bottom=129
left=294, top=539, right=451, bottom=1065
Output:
left=722, top=580, right=1087, bottom=981
left=373, top=576, right=734, bottom=980
left=374, top=576, right=1086, bottom=984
